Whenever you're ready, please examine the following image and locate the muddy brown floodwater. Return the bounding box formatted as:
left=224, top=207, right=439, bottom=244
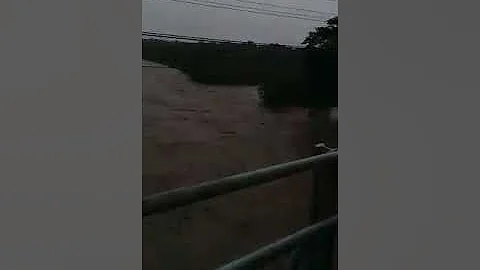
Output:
left=143, top=63, right=316, bottom=270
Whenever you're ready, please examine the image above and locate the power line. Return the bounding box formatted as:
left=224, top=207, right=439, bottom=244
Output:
left=143, top=32, right=244, bottom=44
left=172, top=0, right=336, bottom=18
left=230, top=0, right=336, bottom=15
left=146, top=0, right=332, bottom=22
left=142, top=31, right=304, bottom=47
left=156, top=0, right=329, bottom=19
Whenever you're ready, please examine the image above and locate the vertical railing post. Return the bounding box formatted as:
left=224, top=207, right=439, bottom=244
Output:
left=309, top=108, right=338, bottom=223
left=290, top=108, right=338, bottom=270
left=290, top=151, right=337, bottom=269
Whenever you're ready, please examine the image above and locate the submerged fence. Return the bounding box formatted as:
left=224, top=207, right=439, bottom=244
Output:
left=142, top=150, right=338, bottom=270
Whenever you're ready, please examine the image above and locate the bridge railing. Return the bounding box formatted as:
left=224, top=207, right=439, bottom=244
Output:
left=142, top=150, right=338, bottom=270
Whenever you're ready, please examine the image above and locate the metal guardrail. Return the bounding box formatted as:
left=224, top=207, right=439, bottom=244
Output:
left=143, top=151, right=337, bottom=217
left=213, top=215, right=337, bottom=270
left=142, top=150, right=338, bottom=270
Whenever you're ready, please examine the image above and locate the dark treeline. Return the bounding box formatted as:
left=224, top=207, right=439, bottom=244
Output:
left=142, top=18, right=337, bottom=110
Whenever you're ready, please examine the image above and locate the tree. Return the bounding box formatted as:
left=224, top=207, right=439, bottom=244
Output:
left=302, top=16, right=338, bottom=51
left=302, top=16, right=338, bottom=109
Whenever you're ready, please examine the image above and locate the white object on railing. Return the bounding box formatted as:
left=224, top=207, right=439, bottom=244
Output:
left=314, top=142, right=337, bottom=152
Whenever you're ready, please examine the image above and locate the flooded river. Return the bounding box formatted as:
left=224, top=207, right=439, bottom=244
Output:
left=142, top=62, right=317, bottom=270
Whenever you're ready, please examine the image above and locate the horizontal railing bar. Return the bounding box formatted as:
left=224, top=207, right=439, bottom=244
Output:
left=143, top=151, right=337, bottom=217
left=213, top=215, right=338, bottom=270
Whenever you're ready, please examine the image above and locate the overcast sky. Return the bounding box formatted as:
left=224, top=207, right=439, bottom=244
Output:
left=142, top=0, right=337, bottom=45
